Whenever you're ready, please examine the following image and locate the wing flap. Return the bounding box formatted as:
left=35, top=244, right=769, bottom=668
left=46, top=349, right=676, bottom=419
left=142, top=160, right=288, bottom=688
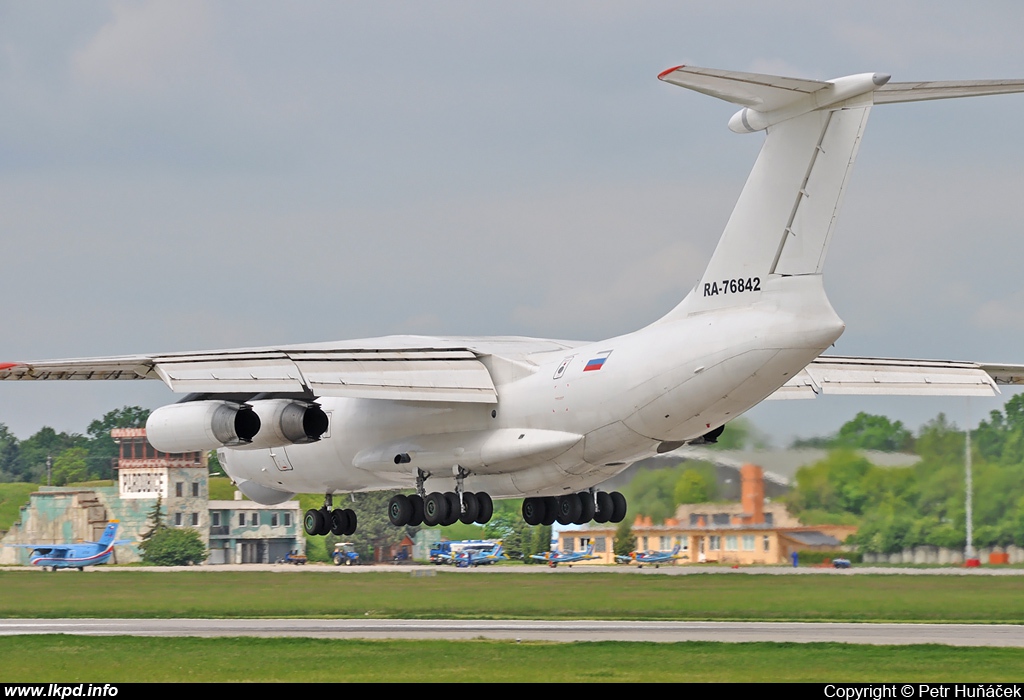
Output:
left=0, top=346, right=499, bottom=403
left=766, top=356, right=1016, bottom=399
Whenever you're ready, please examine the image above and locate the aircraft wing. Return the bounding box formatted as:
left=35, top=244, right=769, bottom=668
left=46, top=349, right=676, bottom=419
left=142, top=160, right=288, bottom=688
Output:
left=0, top=341, right=500, bottom=404
left=768, top=356, right=1024, bottom=400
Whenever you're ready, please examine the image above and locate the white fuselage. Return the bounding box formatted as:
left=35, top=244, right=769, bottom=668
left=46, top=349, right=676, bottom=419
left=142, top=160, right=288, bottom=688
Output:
left=220, top=275, right=844, bottom=502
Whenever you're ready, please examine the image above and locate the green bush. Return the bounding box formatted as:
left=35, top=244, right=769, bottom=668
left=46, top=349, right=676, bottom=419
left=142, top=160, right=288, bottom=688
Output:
left=140, top=528, right=207, bottom=566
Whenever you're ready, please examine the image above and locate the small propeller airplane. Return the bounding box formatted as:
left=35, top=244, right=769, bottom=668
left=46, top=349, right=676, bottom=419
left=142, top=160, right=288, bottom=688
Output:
left=455, top=541, right=508, bottom=568
left=531, top=544, right=601, bottom=568
left=10, top=520, right=128, bottom=571
left=2, top=64, right=1024, bottom=540
left=617, top=544, right=686, bottom=569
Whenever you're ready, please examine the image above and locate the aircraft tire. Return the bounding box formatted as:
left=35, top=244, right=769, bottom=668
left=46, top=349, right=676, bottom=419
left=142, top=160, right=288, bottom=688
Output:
left=408, top=494, right=425, bottom=527
left=522, top=497, right=543, bottom=526
left=343, top=509, right=358, bottom=536
left=423, top=492, right=448, bottom=527
left=593, top=491, right=613, bottom=523
left=541, top=497, right=558, bottom=526
left=609, top=491, right=627, bottom=524
left=459, top=492, right=480, bottom=525
left=331, top=508, right=351, bottom=536
left=556, top=494, right=583, bottom=526
left=576, top=492, right=595, bottom=524
left=388, top=494, right=412, bottom=526
left=475, top=492, right=493, bottom=524
left=304, top=509, right=326, bottom=536
left=443, top=492, right=461, bottom=526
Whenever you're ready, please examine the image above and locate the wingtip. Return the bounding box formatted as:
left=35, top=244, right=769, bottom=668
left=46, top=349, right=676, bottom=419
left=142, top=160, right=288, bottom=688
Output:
left=658, top=65, right=685, bottom=81
left=0, top=362, right=24, bottom=371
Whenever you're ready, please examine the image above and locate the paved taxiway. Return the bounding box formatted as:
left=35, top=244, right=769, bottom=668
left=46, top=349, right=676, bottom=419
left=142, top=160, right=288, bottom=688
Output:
left=2, top=619, right=1022, bottom=646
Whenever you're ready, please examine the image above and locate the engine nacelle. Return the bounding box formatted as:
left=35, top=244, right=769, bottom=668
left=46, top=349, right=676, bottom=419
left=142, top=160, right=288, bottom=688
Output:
left=146, top=401, right=261, bottom=453
left=245, top=399, right=329, bottom=449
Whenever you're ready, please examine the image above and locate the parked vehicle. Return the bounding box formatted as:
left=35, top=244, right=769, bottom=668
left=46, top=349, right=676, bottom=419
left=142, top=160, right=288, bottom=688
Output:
left=333, top=542, right=360, bottom=566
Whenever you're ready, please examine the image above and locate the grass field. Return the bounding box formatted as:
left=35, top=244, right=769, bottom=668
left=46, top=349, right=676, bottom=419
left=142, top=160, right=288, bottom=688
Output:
left=2, top=636, right=1023, bottom=682
left=2, top=570, right=1023, bottom=622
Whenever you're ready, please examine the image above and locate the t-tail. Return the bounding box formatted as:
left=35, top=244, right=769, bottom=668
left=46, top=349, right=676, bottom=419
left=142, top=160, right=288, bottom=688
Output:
left=655, top=65, right=1024, bottom=321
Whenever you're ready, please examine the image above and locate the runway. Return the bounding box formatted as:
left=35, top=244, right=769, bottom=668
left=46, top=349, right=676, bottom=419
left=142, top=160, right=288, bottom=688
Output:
left=2, top=619, right=1022, bottom=646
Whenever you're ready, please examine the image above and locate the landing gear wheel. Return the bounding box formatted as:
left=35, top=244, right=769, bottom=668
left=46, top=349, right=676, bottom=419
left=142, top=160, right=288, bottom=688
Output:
left=408, top=494, right=425, bottom=527
left=541, top=496, right=558, bottom=526
left=556, top=493, right=583, bottom=526
left=594, top=492, right=613, bottom=524
left=343, top=509, right=357, bottom=535
left=331, top=508, right=352, bottom=536
left=304, top=508, right=325, bottom=536
left=388, top=494, right=412, bottom=526
left=443, top=492, right=461, bottom=526
left=423, top=492, right=448, bottom=527
left=459, top=492, right=480, bottom=525
left=576, top=492, right=595, bottom=524
left=609, top=491, right=627, bottom=524
left=475, top=492, right=493, bottom=524
left=522, top=497, right=544, bottom=526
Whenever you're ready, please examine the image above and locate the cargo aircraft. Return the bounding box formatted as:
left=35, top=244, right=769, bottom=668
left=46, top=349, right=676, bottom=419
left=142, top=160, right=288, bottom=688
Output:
left=3, top=65, right=1024, bottom=539
left=9, top=521, right=127, bottom=571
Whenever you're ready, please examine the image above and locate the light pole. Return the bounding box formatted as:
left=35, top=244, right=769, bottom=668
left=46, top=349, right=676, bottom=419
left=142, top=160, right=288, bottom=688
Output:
left=965, top=399, right=974, bottom=562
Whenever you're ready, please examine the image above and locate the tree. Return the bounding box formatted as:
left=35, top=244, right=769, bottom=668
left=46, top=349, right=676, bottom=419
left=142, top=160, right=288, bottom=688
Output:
left=139, top=527, right=207, bottom=565
left=613, top=519, right=634, bottom=557
left=834, top=412, right=914, bottom=452
left=141, top=495, right=166, bottom=541
left=52, top=447, right=89, bottom=486
left=673, top=468, right=714, bottom=505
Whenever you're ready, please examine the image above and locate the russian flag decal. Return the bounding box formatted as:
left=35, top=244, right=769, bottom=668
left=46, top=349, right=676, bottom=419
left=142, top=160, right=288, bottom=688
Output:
left=583, top=350, right=612, bottom=372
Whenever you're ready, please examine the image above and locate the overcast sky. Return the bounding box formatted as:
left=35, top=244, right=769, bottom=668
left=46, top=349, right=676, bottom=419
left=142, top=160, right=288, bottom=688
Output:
left=2, top=1, right=1024, bottom=445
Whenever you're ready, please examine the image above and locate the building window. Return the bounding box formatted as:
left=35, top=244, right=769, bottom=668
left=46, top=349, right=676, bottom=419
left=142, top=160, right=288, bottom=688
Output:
left=712, top=513, right=731, bottom=526
left=725, top=535, right=738, bottom=551
left=659, top=536, right=671, bottom=550
left=271, top=513, right=279, bottom=527
left=562, top=538, right=574, bottom=552
left=238, top=513, right=245, bottom=527
left=250, top=513, right=258, bottom=526
left=742, top=535, right=755, bottom=551
left=175, top=512, right=182, bottom=526
left=594, top=537, right=606, bottom=553
left=764, top=513, right=774, bottom=526
left=680, top=538, right=688, bottom=552
left=191, top=512, right=199, bottom=527
left=709, top=536, right=720, bottom=550
left=175, top=482, right=183, bottom=498
left=212, top=512, right=221, bottom=527
left=192, top=482, right=199, bottom=498
left=763, top=536, right=771, bottom=552
left=283, top=513, right=291, bottom=527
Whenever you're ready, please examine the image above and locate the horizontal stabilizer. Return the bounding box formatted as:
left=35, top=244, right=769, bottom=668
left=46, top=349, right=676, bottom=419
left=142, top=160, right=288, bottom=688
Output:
left=767, top=356, right=1024, bottom=399
left=874, top=80, right=1024, bottom=104
left=657, top=65, right=829, bottom=110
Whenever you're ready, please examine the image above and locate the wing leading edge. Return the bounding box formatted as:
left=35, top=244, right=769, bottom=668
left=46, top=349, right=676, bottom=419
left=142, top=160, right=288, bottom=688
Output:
left=769, top=356, right=1024, bottom=400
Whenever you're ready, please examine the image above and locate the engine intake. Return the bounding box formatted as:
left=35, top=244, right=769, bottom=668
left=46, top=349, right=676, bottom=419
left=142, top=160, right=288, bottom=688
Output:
left=146, top=401, right=260, bottom=453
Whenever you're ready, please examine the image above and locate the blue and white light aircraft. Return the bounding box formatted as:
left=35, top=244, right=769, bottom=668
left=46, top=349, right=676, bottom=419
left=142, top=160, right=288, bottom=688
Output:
left=2, top=65, right=1024, bottom=539
left=618, top=544, right=686, bottom=569
left=455, top=541, right=508, bottom=568
left=13, top=521, right=127, bottom=571
left=531, top=544, right=600, bottom=568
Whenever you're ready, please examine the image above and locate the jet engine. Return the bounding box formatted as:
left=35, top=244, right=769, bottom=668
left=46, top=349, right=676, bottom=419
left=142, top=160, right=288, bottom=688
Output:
left=245, top=399, right=329, bottom=449
left=146, top=400, right=260, bottom=453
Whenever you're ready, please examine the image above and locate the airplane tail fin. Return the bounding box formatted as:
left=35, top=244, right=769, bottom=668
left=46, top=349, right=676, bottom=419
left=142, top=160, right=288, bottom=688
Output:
left=97, top=520, right=120, bottom=547
left=656, top=65, right=1024, bottom=321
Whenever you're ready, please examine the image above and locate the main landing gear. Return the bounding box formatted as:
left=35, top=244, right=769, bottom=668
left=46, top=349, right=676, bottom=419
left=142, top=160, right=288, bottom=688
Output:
left=387, top=491, right=493, bottom=527
left=304, top=493, right=358, bottom=537
left=522, top=490, right=626, bottom=526
left=389, top=467, right=495, bottom=528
